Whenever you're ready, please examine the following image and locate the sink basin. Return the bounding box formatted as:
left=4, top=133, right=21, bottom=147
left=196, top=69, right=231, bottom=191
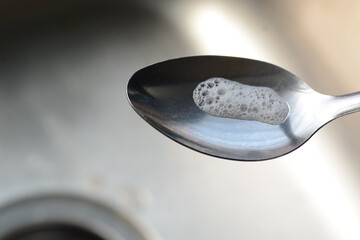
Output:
left=0, top=1, right=359, bottom=240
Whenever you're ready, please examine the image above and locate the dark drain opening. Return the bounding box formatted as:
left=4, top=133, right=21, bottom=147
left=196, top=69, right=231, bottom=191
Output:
left=2, top=223, right=105, bottom=240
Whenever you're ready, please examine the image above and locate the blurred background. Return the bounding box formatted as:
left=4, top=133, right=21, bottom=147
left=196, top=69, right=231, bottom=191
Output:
left=0, top=0, right=360, bottom=239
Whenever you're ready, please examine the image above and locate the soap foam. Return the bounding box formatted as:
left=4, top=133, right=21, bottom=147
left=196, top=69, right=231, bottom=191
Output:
left=193, top=77, right=289, bottom=125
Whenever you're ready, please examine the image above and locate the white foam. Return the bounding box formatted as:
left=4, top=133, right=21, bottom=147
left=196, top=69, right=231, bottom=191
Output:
left=193, top=77, right=289, bottom=125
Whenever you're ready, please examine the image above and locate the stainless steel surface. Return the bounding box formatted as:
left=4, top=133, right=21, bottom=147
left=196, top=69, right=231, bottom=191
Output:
left=1, top=1, right=360, bottom=240
left=127, top=56, right=360, bottom=160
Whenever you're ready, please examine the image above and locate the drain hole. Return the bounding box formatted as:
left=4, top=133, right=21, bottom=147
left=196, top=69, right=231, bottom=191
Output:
left=2, top=223, right=105, bottom=240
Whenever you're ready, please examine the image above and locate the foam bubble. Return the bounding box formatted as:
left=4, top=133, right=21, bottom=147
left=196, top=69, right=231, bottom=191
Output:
left=193, top=77, right=289, bottom=125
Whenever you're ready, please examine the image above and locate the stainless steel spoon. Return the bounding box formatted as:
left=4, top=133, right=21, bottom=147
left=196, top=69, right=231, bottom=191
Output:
left=127, top=56, right=360, bottom=161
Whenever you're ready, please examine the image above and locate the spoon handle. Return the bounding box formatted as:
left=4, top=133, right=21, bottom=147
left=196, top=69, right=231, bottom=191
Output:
left=331, top=92, right=360, bottom=118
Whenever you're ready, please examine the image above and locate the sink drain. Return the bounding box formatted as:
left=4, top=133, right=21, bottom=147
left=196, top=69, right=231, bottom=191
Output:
left=0, top=194, right=160, bottom=240
left=2, top=223, right=104, bottom=240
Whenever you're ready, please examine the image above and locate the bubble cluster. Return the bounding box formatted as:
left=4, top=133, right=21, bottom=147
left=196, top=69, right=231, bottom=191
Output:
left=193, top=77, right=289, bottom=125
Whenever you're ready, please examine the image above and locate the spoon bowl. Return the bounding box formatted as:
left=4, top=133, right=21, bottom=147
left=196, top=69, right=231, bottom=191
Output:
left=127, top=56, right=360, bottom=161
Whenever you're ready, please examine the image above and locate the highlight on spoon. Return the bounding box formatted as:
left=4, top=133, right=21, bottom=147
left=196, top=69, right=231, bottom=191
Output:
left=193, top=77, right=290, bottom=125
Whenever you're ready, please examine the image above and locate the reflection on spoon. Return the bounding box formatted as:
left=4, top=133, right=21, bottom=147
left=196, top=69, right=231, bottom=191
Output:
left=193, top=77, right=289, bottom=125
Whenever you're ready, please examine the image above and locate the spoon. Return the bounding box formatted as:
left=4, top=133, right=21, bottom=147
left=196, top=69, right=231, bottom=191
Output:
left=127, top=55, right=360, bottom=161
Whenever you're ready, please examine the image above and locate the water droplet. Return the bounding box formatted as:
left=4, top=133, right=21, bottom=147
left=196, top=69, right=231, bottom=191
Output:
left=206, top=98, right=214, bottom=105
left=202, top=90, right=209, bottom=96
left=240, top=104, right=247, bottom=112
left=217, top=88, right=226, bottom=95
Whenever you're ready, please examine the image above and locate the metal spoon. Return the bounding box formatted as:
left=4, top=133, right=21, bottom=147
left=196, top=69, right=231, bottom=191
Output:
left=127, top=56, right=360, bottom=161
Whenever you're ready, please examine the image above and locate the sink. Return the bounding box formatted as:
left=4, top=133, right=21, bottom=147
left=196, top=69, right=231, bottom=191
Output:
left=0, top=1, right=359, bottom=240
